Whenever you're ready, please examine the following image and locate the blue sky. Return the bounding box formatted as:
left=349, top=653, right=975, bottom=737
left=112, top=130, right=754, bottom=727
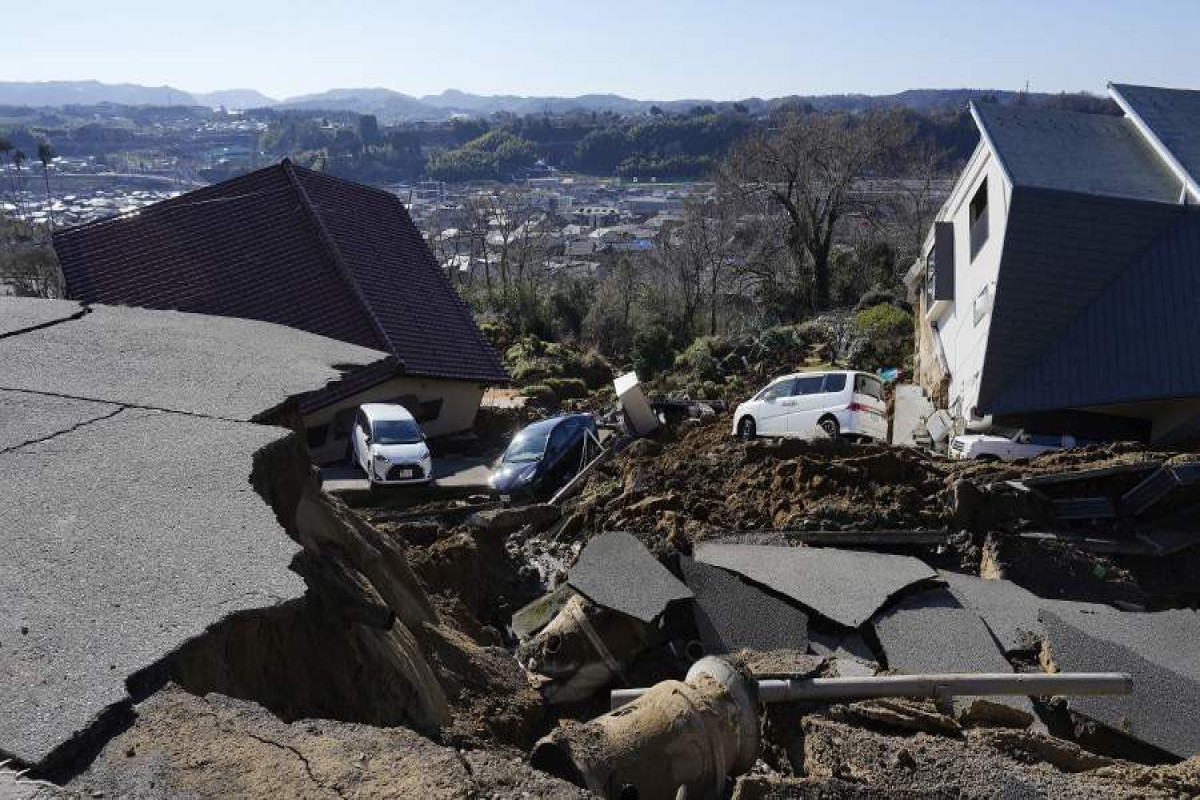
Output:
left=4, top=0, right=1199, bottom=100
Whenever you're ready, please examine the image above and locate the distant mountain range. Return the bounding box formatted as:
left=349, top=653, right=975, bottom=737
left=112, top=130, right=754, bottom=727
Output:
left=0, top=80, right=1067, bottom=120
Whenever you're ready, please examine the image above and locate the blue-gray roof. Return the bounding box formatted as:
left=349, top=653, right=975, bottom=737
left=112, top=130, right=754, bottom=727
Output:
left=973, top=102, right=1180, bottom=203
left=1112, top=83, right=1200, bottom=192
left=979, top=187, right=1195, bottom=419
left=984, top=199, right=1200, bottom=417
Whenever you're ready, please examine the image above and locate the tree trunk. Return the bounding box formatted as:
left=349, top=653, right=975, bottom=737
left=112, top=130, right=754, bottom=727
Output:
left=42, top=166, right=55, bottom=233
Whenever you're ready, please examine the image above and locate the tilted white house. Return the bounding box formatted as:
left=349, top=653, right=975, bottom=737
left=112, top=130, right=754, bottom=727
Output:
left=905, top=83, right=1200, bottom=444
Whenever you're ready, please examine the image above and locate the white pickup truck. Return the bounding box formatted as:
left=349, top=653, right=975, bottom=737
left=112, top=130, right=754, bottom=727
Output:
left=949, top=430, right=1077, bottom=461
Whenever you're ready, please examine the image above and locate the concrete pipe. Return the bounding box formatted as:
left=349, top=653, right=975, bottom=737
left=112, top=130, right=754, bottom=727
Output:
left=531, top=657, right=758, bottom=800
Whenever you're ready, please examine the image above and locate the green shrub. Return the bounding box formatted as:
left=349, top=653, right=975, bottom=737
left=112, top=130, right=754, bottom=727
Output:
left=673, top=336, right=722, bottom=383
left=577, top=349, right=615, bottom=389
left=633, top=325, right=677, bottom=380
left=853, top=304, right=912, bottom=341
left=545, top=377, right=589, bottom=399
left=520, top=384, right=558, bottom=407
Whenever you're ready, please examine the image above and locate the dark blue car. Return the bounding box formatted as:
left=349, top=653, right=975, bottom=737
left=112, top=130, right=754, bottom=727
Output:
left=490, top=414, right=599, bottom=498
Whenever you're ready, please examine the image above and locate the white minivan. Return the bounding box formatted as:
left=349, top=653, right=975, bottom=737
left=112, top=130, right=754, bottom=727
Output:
left=732, top=370, right=887, bottom=441
left=351, top=403, right=434, bottom=486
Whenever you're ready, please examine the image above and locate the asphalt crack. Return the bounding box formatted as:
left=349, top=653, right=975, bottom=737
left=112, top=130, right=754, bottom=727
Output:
left=0, top=405, right=127, bottom=455
left=0, top=384, right=261, bottom=426
left=0, top=304, right=91, bottom=341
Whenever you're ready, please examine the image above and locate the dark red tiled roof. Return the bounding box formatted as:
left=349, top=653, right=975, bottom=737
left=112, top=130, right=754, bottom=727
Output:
left=53, top=161, right=508, bottom=385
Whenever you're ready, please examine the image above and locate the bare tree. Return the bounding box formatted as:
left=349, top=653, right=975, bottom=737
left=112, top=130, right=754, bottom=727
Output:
left=11, top=149, right=27, bottom=221
left=37, top=142, right=55, bottom=233
left=0, top=137, right=13, bottom=215
left=723, top=110, right=914, bottom=313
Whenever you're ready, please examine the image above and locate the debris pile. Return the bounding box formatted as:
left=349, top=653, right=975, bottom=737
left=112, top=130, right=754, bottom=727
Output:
left=7, top=296, right=1200, bottom=799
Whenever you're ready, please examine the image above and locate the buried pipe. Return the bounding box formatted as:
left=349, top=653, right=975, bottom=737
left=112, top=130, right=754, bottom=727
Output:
left=532, top=657, right=758, bottom=800
left=611, top=670, right=1133, bottom=710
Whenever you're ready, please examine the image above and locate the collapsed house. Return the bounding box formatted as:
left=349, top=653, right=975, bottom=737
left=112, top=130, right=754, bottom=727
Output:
left=51, top=160, right=509, bottom=464
left=905, top=82, right=1200, bottom=444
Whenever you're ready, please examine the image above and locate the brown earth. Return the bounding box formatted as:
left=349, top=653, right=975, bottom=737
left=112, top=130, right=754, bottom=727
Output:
left=734, top=713, right=1200, bottom=799
left=67, top=686, right=590, bottom=799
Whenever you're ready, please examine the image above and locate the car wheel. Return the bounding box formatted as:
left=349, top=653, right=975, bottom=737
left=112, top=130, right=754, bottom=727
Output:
left=737, top=416, right=756, bottom=438
left=818, top=415, right=840, bottom=438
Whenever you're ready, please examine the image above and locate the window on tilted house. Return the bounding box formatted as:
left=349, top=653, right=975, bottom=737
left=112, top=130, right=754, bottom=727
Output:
left=969, top=178, right=989, bottom=260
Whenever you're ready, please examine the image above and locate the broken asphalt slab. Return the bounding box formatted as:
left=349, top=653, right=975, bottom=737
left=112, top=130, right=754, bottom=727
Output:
left=680, top=557, right=808, bottom=655
left=872, top=590, right=1036, bottom=725
left=0, top=409, right=306, bottom=767
left=567, top=532, right=692, bottom=623
left=938, top=570, right=1045, bottom=654
left=1040, top=605, right=1200, bottom=758
left=0, top=301, right=385, bottom=421
left=695, top=543, right=936, bottom=629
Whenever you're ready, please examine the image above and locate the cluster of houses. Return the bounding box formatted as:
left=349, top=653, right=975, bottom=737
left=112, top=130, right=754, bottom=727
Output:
left=41, top=81, right=1200, bottom=458
left=404, top=176, right=693, bottom=283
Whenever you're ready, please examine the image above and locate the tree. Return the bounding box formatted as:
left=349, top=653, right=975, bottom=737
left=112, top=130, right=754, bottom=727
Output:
left=357, top=114, right=381, bottom=146
left=724, top=110, right=913, bottom=313
left=0, top=137, right=12, bottom=213
left=36, top=142, right=55, bottom=232
left=11, top=149, right=27, bottom=221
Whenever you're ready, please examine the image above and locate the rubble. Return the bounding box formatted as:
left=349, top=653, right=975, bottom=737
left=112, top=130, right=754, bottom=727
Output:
left=681, top=557, right=810, bottom=655
left=871, top=592, right=1036, bottom=726
left=696, top=543, right=936, bottom=628
left=6, top=295, right=1200, bottom=797
left=748, top=715, right=1200, bottom=799
left=519, top=593, right=661, bottom=705
left=1040, top=605, right=1200, bottom=758
left=567, top=531, right=693, bottom=623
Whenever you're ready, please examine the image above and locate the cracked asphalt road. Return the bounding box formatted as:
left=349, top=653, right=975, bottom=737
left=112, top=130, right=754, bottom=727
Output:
left=0, top=298, right=388, bottom=769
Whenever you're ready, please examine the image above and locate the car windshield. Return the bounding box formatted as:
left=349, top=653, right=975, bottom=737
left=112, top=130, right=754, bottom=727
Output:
left=372, top=419, right=423, bottom=445
left=503, top=429, right=551, bottom=463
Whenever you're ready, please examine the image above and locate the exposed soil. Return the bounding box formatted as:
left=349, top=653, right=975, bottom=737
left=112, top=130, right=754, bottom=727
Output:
left=732, top=713, right=1200, bottom=799
left=67, top=686, right=590, bottom=799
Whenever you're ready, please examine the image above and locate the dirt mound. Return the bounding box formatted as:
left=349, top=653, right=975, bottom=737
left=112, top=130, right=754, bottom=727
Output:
left=568, top=418, right=953, bottom=551
left=745, top=714, right=1197, bottom=799
left=68, top=686, right=590, bottom=799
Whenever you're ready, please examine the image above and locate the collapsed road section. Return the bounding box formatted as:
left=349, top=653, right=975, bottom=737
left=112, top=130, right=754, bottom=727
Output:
left=0, top=298, right=592, bottom=798
left=0, top=297, right=381, bottom=769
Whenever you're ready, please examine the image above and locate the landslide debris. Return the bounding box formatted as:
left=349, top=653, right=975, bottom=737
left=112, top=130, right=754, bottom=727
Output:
left=572, top=418, right=950, bottom=547
left=744, top=714, right=1200, bottom=799
left=67, top=685, right=590, bottom=799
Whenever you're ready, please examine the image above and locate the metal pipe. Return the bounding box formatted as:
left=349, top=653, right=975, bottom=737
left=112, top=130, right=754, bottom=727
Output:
left=611, top=672, right=1132, bottom=709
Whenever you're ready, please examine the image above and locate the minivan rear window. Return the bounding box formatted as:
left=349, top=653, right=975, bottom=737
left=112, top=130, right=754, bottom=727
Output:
left=854, top=374, right=883, bottom=400
left=822, top=373, right=846, bottom=393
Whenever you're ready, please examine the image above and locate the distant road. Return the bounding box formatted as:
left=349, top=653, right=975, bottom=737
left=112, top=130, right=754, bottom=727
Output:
left=47, top=172, right=207, bottom=188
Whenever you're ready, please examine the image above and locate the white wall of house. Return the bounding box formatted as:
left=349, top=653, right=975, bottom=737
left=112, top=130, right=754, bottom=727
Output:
left=304, top=376, right=487, bottom=464
left=921, top=140, right=1012, bottom=428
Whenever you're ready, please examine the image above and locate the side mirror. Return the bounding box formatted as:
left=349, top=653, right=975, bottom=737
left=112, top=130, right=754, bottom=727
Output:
left=364, top=435, right=372, bottom=445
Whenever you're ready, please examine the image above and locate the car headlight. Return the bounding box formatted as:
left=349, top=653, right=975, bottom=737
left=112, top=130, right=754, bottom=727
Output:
left=373, top=453, right=390, bottom=464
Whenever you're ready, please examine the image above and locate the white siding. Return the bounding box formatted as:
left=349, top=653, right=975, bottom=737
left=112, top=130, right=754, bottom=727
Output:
left=925, top=142, right=1012, bottom=426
